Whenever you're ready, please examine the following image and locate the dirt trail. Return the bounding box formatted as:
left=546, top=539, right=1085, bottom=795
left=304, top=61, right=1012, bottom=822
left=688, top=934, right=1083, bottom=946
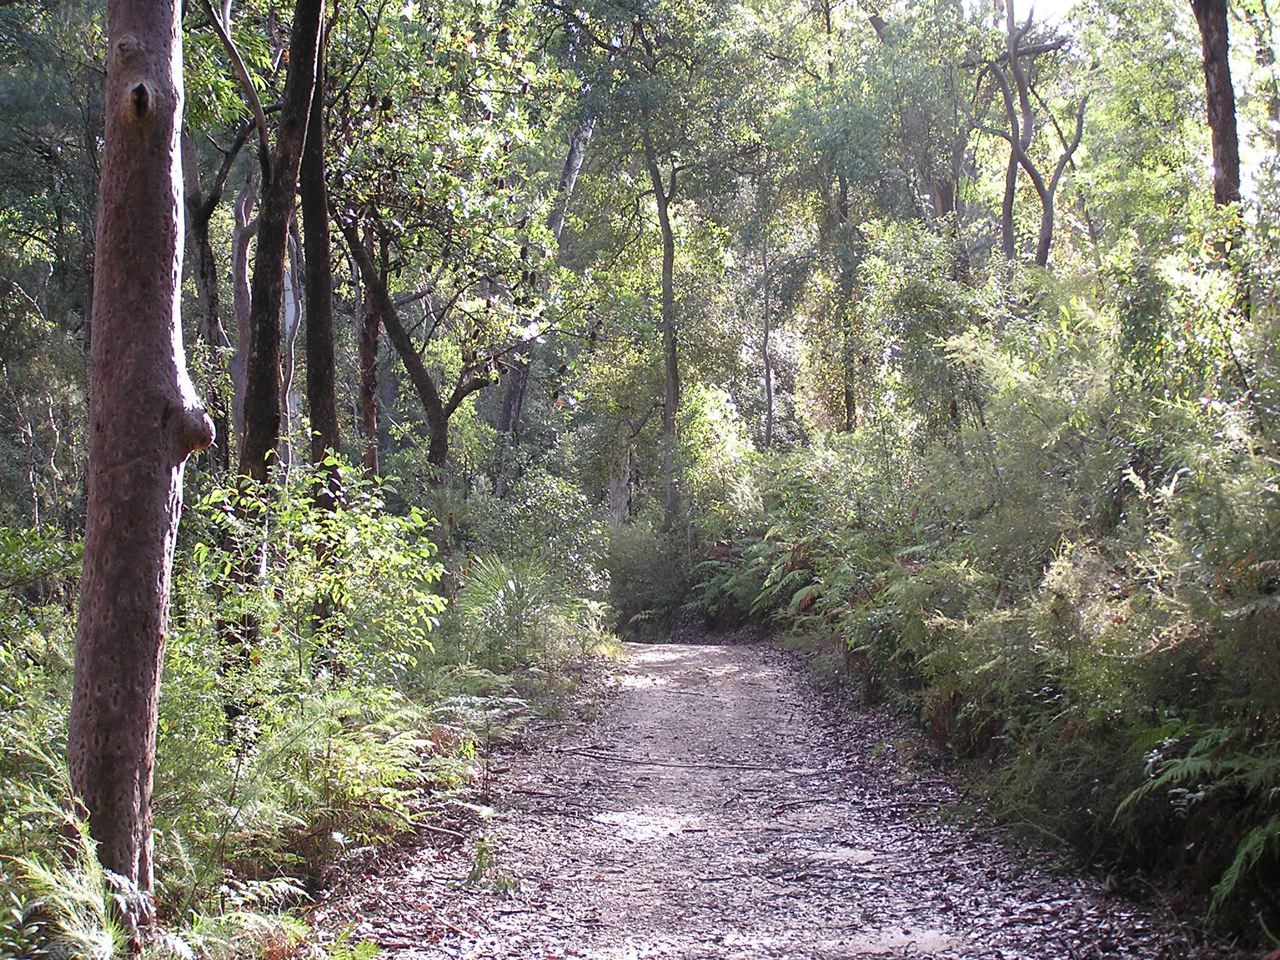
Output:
left=322, top=642, right=1219, bottom=959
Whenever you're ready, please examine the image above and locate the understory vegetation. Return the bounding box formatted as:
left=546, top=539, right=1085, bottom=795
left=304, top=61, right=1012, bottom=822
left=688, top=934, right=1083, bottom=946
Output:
left=0, top=461, right=617, bottom=958
left=665, top=209, right=1280, bottom=938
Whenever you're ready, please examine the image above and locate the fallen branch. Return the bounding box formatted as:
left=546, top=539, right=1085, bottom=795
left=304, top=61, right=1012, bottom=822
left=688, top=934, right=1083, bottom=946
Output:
left=418, top=821, right=468, bottom=842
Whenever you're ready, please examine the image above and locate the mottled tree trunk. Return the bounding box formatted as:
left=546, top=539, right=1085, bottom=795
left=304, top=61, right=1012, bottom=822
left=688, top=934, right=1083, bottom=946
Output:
left=1192, top=0, right=1242, bottom=205
left=607, top=445, right=631, bottom=532
left=68, top=0, right=213, bottom=914
left=230, top=170, right=258, bottom=443
left=760, top=239, right=774, bottom=448
left=238, top=0, right=324, bottom=481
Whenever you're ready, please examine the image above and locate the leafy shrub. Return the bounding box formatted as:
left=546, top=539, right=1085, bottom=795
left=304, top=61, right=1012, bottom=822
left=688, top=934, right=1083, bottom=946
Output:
left=605, top=516, right=691, bottom=633
left=0, top=462, right=459, bottom=957
left=461, top=466, right=610, bottom=598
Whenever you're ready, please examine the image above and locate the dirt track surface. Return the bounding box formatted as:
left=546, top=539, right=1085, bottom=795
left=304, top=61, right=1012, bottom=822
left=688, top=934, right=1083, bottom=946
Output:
left=320, top=642, right=1222, bottom=959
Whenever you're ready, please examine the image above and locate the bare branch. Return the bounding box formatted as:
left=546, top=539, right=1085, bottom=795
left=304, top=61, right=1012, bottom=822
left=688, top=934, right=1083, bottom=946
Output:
left=1047, top=94, right=1088, bottom=198
left=200, top=0, right=272, bottom=180
left=960, top=38, right=1067, bottom=69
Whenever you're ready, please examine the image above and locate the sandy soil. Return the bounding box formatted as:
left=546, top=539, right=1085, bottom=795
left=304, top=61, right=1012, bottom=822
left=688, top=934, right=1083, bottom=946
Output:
left=315, top=641, right=1227, bottom=959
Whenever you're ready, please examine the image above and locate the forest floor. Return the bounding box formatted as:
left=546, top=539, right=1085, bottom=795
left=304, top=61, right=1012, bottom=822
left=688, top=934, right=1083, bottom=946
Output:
left=314, top=637, right=1232, bottom=959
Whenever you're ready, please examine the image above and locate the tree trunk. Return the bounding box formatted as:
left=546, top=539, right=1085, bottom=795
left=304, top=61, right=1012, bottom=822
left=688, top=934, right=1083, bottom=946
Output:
left=991, top=20, right=1086, bottom=267
left=1033, top=188, right=1057, bottom=267
left=1191, top=0, right=1243, bottom=205
left=493, top=111, right=596, bottom=496
left=68, top=0, right=213, bottom=917
left=1000, top=152, right=1018, bottom=259
left=238, top=0, right=324, bottom=481
left=761, top=241, right=774, bottom=449
left=280, top=226, right=303, bottom=475
left=301, top=47, right=341, bottom=475
left=842, top=323, right=858, bottom=432
left=357, top=232, right=382, bottom=477
left=930, top=176, right=957, bottom=220
left=547, top=114, right=596, bottom=241
left=181, top=132, right=233, bottom=473
left=998, top=11, right=1037, bottom=261
left=607, top=444, right=631, bottom=532
left=642, top=124, right=680, bottom=529
left=298, top=44, right=340, bottom=646
left=341, top=222, right=453, bottom=469
left=357, top=293, right=381, bottom=475
left=377, top=346, right=398, bottom=457
left=230, top=170, right=258, bottom=442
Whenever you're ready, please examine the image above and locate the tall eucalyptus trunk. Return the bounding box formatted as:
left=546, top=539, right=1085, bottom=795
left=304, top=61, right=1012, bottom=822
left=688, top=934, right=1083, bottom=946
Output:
left=300, top=48, right=341, bottom=479
left=230, top=169, right=258, bottom=442
left=761, top=242, right=774, bottom=449
left=1191, top=0, right=1242, bottom=205
left=68, top=0, right=213, bottom=919
left=356, top=233, right=382, bottom=477
left=238, top=0, right=324, bottom=481
left=280, top=226, right=303, bottom=475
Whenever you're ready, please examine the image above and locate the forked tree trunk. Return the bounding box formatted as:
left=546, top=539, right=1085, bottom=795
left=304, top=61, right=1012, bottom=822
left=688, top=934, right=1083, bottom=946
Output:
left=68, top=0, right=213, bottom=912
left=990, top=12, right=1086, bottom=267
left=238, top=0, right=324, bottom=481
left=341, top=223, right=452, bottom=468
left=1191, top=0, right=1242, bottom=205
left=340, top=223, right=497, bottom=473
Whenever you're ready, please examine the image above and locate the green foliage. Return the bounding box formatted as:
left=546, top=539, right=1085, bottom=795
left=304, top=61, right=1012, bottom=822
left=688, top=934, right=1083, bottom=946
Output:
left=463, top=466, right=610, bottom=598
left=685, top=206, right=1280, bottom=936
left=179, top=463, right=447, bottom=687
left=606, top=517, right=691, bottom=633
left=455, top=554, right=571, bottom=668
left=1120, top=725, right=1280, bottom=914
left=8, top=0, right=1280, bottom=947
left=0, top=448, right=621, bottom=955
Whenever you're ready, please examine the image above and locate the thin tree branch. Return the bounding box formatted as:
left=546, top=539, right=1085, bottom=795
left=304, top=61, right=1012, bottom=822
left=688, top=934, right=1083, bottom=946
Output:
left=200, top=0, right=272, bottom=180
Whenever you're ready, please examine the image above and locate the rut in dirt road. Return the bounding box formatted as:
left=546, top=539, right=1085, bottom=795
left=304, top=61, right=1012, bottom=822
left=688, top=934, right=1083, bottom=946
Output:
left=326, top=642, right=1220, bottom=959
